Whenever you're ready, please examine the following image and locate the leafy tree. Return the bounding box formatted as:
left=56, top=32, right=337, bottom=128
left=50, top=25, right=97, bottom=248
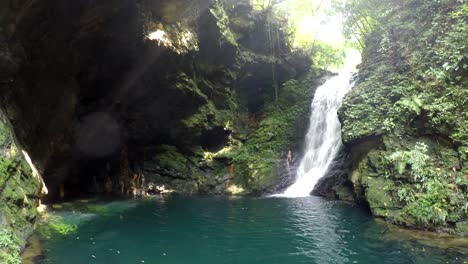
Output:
left=274, top=0, right=347, bottom=68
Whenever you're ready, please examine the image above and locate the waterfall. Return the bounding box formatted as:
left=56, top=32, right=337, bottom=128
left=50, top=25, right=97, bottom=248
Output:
left=274, top=72, right=353, bottom=198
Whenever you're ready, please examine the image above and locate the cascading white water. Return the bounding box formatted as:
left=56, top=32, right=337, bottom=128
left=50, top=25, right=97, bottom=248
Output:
left=274, top=72, right=353, bottom=198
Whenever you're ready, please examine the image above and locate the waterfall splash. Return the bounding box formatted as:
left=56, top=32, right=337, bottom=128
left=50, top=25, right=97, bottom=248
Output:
left=274, top=72, right=353, bottom=198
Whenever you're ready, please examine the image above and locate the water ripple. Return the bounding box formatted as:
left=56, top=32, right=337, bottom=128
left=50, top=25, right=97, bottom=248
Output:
left=38, top=196, right=467, bottom=264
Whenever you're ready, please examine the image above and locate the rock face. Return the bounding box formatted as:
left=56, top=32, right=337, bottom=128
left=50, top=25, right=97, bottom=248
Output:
left=326, top=0, right=467, bottom=233
left=0, top=0, right=321, bottom=258
left=0, top=117, right=45, bottom=262
left=0, top=0, right=317, bottom=200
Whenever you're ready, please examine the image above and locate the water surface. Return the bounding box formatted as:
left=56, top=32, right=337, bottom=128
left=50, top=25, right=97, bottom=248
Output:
left=36, top=196, right=467, bottom=264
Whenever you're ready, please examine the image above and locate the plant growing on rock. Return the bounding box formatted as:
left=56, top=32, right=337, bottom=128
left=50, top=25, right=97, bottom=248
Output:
left=0, top=229, right=22, bottom=264
left=339, top=0, right=467, bottom=232
left=388, top=142, right=430, bottom=182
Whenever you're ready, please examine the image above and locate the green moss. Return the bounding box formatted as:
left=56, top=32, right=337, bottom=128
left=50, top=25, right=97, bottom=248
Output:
left=0, top=166, right=40, bottom=262
left=0, top=120, right=42, bottom=262
left=340, top=0, right=468, bottom=231
left=0, top=229, right=22, bottom=264
left=37, top=200, right=139, bottom=238
left=210, top=1, right=238, bottom=47
left=350, top=137, right=467, bottom=229
left=178, top=73, right=235, bottom=137
left=156, top=145, right=187, bottom=171
left=341, top=2, right=467, bottom=147
left=365, top=177, right=397, bottom=217
left=455, top=221, right=468, bottom=236
left=213, top=71, right=324, bottom=193
left=45, top=219, right=78, bottom=236
left=37, top=210, right=92, bottom=237
left=181, top=103, right=216, bottom=130
left=176, top=72, right=208, bottom=103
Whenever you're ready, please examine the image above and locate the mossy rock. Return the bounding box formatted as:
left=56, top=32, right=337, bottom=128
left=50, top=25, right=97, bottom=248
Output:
left=340, top=0, right=467, bottom=232
left=335, top=185, right=355, bottom=202
left=0, top=229, right=22, bottom=264
left=155, top=145, right=187, bottom=172
left=168, top=179, right=198, bottom=194
left=0, top=120, right=42, bottom=263
left=365, top=177, right=398, bottom=217
left=210, top=1, right=238, bottom=47
left=455, top=221, right=468, bottom=236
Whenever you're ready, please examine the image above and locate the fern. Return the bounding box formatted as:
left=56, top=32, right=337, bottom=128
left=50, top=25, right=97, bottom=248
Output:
left=396, top=95, right=424, bottom=115
left=388, top=142, right=429, bottom=181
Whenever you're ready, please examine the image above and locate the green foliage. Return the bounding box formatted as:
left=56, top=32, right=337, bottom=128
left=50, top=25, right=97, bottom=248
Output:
left=341, top=0, right=467, bottom=146
left=211, top=1, right=238, bottom=46
left=397, top=185, right=416, bottom=204
left=0, top=229, right=22, bottom=264
left=395, top=95, right=424, bottom=115
left=340, top=64, right=406, bottom=141
left=383, top=142, right=467, bottom=228
left=37, top=214, right=79, bottom=237
left=0, top=121, right=12, bottom=149
left=405, top=180, right=451, bottom=226
left=341, top=0, right=468, bottom=230
left=215, top=70, right=323, bottom=192
left=0, top=158, right=16, bottom=186
left=388, top=142, right=430, bottom=182
left=156, top=145, right=187, bottom=171
left=251, top=0, right=275, bottom=11
left=0, top=118, right=41, bottom=263
left=333, top=0, right=383, bottom=50
left=48, top=217, right=78, bottom=235
left=250, top=0, right=348, bottom=69
left=310, top=42, right=346, bottom=70
left=37, top=200, right=137, bottom=238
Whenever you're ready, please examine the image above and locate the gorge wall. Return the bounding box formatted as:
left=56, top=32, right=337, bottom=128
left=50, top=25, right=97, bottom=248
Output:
left=0, top=119, right=45, bottom=262
left=0, top=0, right=323, bottom=257
left=0, top=0, right=320, bottom=200
left=318, top=0, right=467, bottom=234
left=2, top=0, right=465, bottom=261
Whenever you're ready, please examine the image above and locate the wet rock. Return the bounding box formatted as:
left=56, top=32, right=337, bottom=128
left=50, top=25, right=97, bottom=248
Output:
left=455, top=221, right=468, bottom=236
left=0, top=117, right=44, bottom=262
left=337, top=0, right=467, bottom=232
